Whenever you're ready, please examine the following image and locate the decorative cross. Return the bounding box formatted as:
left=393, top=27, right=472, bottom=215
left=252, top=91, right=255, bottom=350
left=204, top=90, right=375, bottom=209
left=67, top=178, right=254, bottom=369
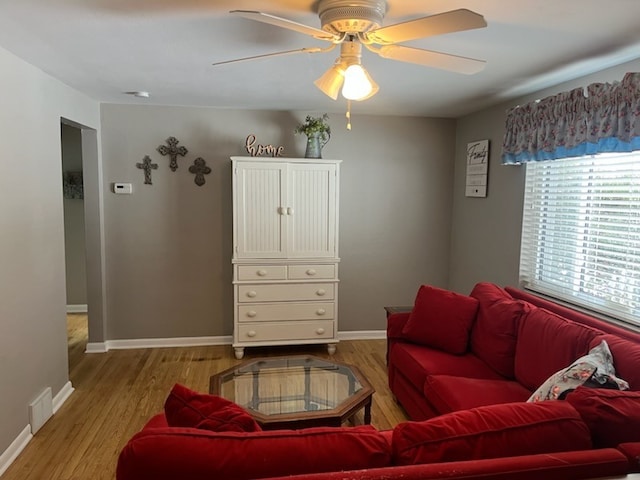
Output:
left=157, top=136, right=188, bottom=172
left=136, top=155, right=158, bottom=185
left=189, top=157, right=211, bottom=186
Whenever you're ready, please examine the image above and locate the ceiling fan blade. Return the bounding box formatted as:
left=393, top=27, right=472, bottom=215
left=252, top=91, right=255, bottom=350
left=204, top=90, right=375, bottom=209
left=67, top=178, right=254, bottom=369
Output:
left=212, top=47, right=324, bottom=66
left=366, top=9, right=486, bottom=45
left=231, top=10, right=340, bottom=41
left=378, top=45, right=486, bottom=75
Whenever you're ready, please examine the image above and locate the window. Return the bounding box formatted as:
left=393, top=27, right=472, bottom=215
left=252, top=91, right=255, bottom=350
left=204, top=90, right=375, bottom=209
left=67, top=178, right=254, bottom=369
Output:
left=520, top=152, right=640, bottom=326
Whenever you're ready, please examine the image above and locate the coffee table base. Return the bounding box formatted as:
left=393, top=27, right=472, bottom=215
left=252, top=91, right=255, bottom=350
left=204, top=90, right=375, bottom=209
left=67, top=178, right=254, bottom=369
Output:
left=210, top=355, right=374, bottom=429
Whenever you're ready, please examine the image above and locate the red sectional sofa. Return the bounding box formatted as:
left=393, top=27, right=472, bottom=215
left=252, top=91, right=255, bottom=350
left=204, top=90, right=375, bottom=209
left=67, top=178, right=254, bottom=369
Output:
left=117, top=283, right=640, bottom=480
left=387, top=283, right=640, bottom=420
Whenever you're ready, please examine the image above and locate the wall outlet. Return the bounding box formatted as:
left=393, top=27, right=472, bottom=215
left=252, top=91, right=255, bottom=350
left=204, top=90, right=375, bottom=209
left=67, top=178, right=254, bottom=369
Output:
left=29, top=387, right=53, bottom=434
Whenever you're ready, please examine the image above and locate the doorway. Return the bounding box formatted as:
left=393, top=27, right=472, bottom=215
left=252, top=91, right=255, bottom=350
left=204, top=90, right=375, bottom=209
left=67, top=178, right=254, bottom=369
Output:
left=61, top=123, right=89, bottom=366
left=60, top=118, right=106, bottom=358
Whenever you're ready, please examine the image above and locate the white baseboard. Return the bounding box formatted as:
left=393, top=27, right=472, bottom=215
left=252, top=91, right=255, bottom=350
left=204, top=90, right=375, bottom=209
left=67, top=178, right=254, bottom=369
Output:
left=86, top=335, right=233, bottom=353
left=66, top=304, right=88, bottom=313
left=84, top=331, right=385, bottom=353
left=338, top=330, right=387, bottom=340
left=85, top=342, right=109, bottom=353
left=0, top=425, right=32, bottom=477
left=52, top=381, right=74, bottom=414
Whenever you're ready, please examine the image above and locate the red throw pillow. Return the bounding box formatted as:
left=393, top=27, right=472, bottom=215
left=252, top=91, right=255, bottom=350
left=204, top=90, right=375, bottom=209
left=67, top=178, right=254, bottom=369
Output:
left=164, top=383, right=261, bottom=432
left=470, top=297, right=528, bottom=378
left=401, top=285, right=479, bottom=355
left=392, top=401, right=591, bottom=465
left=566, top=386, right=640, bottom=448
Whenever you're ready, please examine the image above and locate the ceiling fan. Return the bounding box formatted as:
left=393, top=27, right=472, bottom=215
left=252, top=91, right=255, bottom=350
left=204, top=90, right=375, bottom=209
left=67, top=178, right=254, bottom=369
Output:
left=213, top=0, right=487, bottom=118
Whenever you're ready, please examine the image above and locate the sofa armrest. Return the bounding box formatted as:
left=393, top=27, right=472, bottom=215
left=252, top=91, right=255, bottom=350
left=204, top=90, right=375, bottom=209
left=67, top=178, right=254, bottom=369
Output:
left=142, top=413, right=168, bottom=429
left=386, top=311, right=411, bottom=365
left=387, top=312, right=411, bottom=340
left=618, top=443, right=640, bottom=472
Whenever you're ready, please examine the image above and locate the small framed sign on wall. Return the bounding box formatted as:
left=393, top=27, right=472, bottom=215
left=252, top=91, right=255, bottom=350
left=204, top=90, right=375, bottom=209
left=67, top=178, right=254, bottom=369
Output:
left=465, top=140, right=489, bottom=197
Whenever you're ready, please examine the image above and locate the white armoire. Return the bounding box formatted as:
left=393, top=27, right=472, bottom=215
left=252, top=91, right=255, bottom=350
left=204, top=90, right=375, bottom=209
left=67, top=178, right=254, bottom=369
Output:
left=231, top=156, right=341, bottom=359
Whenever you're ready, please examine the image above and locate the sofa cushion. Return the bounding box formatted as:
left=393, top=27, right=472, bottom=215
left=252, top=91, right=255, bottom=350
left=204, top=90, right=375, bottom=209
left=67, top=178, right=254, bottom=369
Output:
left=164, top=383, right=261, bottom=433
left=528, top=340, right=628, bottom=402
left=514, top=307, right=603, bottom=391
left=591, top=334, right=640, bottom=390
left=470, top=283, right=529, bottom=378
left=566, top=386, right=640, bottom=448
left=506, top=287, right=640, bottom=344
left=469, top=282, right=513, bottom=303
left=424, top=375, right=531, bottom=413
left=389, top=342, right=503, bottom=390
left=392, top=401, right=592, bottom=466
left=402, top=285, right=479, bottom=355
left=117, top=425, right=391, bottom=480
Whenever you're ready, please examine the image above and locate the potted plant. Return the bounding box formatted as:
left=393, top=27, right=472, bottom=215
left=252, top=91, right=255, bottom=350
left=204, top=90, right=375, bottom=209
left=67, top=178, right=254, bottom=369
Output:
left=295, top=114, right=331, bottom=158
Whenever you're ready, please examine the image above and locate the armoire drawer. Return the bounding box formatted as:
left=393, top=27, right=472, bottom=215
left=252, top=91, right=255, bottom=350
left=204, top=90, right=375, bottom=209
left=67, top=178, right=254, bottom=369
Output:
left=237, top=321, right=334, bottom=343
left=237, top=302, right=335, bottom=323
left=237, top=265, right=287, bottom=281
left=237, top=283, right=335, bottom=303
left=288, top=264, right=336, bottom=280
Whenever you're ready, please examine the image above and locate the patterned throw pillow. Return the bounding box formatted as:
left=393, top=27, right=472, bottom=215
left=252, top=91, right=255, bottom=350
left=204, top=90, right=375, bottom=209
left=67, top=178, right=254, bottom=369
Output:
left=527, top=340, right=629, bottom=402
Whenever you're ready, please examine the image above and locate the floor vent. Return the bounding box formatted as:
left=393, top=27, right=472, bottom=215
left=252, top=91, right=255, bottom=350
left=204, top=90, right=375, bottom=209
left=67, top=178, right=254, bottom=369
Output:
left=29, top=387, right=53, bottom=434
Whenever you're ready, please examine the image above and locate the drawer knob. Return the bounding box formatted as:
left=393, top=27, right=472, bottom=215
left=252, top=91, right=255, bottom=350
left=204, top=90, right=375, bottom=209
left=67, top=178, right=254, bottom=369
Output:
left=247, top=310, right=257, bottom=318
left=306, top=269, right=317, bottom=276
left=257, top=269, right=267, bottom=277
left=316, top=308, right=326, bottom=316
left=247, top=330, right=257, bottom=338
left=316, top=289, right=326, bottom=296
left=316, top=328, right=325, bottom=335
left=246, top=290, right=257, bottom=298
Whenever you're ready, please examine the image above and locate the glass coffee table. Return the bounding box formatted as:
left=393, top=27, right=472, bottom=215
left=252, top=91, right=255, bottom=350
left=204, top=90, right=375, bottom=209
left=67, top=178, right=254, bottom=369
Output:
left=209, top=355, right=374, bottom=430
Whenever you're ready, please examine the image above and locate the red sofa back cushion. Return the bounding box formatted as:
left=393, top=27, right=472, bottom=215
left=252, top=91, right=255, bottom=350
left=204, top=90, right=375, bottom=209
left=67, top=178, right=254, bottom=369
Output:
left=392, top=401, right=591, bottom=465
left=566, top=386, right=640, bottom=448
left=402, top=285, right=479, bottom=355
left=505, top=287, right=640, bottom=343
left=514, top=307, right=603, bottom=391
left=470, top=282, right=529, bottom=378
left=116, top=425, right=391, bottom=480
left=590, top=334, right=640, bottom=390
left=164, top=383, right=261, bottom=432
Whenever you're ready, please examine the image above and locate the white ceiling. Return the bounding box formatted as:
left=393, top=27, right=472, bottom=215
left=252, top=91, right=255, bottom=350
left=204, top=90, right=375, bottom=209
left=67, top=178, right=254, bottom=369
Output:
left=1, top=0, right=639, bottom=118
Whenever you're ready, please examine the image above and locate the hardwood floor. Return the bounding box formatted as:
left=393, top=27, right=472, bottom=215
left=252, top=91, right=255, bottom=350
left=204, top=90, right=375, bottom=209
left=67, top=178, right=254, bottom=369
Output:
left=2, top=314, right=408, bottom=480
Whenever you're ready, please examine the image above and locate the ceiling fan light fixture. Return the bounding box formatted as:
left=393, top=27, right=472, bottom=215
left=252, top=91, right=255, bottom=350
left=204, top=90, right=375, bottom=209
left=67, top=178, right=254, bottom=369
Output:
left=225, top=4, right=488, bottom=110
left=342, top=64, right=377, bottom=100
left=314, top=63, right=346, bottom=100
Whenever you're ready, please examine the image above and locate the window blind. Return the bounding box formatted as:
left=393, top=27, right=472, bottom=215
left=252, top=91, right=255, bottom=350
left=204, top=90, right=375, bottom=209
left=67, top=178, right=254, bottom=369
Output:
left=520, top=152, right=640, bottom=326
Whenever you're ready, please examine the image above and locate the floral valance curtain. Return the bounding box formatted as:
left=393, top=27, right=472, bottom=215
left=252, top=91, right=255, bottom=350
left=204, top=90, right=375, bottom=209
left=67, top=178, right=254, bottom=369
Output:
left=502, top=72, right=640, bottom=164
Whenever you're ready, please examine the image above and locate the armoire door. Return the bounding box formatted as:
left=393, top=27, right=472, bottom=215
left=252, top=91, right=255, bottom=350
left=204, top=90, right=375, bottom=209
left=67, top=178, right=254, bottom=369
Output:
left=234, top=162, right=287, bottom=259
left=287, top=163, right=338, bottom=258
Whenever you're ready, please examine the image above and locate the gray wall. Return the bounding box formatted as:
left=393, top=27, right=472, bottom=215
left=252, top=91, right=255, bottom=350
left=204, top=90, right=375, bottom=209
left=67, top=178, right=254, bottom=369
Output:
left=0, top=46, right=100, bottom=456
left=100, top=105, right=456, bottom=339
left=449, top=58, right=640, bottom=294
left=4, top=25, right=636, bottom=463
left=62, top=123, right=87, bottom=306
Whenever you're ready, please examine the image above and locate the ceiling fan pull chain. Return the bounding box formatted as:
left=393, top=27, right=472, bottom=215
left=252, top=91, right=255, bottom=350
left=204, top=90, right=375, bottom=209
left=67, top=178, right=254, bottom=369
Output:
left=346, top=100, right=352, bottom=130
